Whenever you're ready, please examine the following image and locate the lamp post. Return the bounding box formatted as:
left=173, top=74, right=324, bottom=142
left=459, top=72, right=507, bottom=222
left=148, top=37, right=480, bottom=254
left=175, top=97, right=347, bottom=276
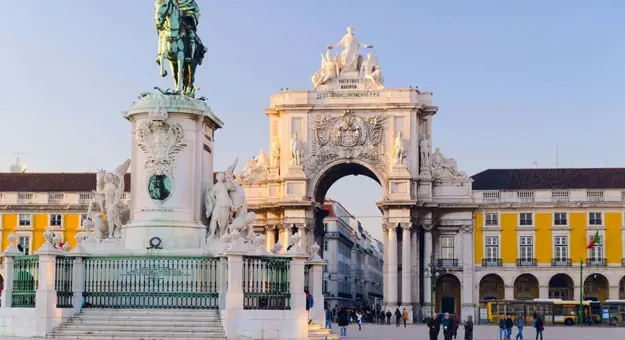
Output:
left=426, top=253, right=439, bottom=315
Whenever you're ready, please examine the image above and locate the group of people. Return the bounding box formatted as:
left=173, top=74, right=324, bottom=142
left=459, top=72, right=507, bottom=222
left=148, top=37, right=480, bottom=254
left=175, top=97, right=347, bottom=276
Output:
left=498, top=313, right=544, bottom=340
left=427, top=313, right=471, bottom=340
left=325, top=307, right=364, bottom=336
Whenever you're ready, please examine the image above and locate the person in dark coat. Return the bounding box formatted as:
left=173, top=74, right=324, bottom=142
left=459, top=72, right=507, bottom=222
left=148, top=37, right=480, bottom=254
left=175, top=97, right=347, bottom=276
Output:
left=394, top=308, right=401, bottom=327
left=452, top=315, right=460, bottom=339
left=441, top=313, right=453, bottom=340
left=386, top=310, right=392, bottom=325
left=338, top=308, right=349, bottom=337
left=499, top=316, right=506, bottom=340
left=505, top=315, right=514, bottom=339
left=464, top=315, right=474, bottom=340
left=534, top=316, right=544, bottom=340
left=427, top=312, right=441, bottom=340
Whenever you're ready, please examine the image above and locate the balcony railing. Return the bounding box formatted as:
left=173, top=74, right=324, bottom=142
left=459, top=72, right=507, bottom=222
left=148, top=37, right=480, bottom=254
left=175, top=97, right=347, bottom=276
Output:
left=551, top=258, right=572, bottom=267
left=437, top=259, right=459, bottom=267
left=482, top=258, right=502, bottom=267
left=586, top=258, right=607, bottom=267
left=516, top=258, right=537, bottom=267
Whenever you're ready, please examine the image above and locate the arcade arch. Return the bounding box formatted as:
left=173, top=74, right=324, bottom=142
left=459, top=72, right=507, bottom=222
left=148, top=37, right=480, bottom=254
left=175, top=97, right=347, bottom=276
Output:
left=514, top=274, right=539, bottom=300
left=479, top=274, right=504, bottom=301
left=435, top=274, right=461, bottom=315
left=584, top=273, right=609, bottom=301
left=620, top=276, right=625, bottom=299
left=548, top=274, right=574, bottom=300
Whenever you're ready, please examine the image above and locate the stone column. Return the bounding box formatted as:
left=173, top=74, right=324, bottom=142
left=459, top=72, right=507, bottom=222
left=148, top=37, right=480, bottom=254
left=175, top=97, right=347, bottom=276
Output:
left=609, top=285, right=619, bottom=300
left=289, top=252, right=309, bottom=340
left=69, top=238, right=88, bottom=311
left=387, top=223, right=399, bottom=307
left=411, top=228, right=420, bottom=320
left=34, top=241, right=61, bottom=336
left=278, top=224, right=290, bottom=249
left=401, top=223, right=412, bottom=311
left=539, top=285, right=549, bottom=299
left=461, top=225, right=475, bottom=321
left=1, top=234, right=22, bottom=309
left=382, top=222, right=390, bottom=306
left=308, top=244, right=326, bottom=327
left=422, top=224, right=434, bottom=315
left=265, top=225, right=276, bottom=251
left=504, top=285, right=514, bottom=300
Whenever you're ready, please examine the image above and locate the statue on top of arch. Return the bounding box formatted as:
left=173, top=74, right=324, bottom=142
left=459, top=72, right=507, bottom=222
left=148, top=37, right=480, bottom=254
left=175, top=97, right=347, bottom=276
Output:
left=311, top=26, right=384, bottom=89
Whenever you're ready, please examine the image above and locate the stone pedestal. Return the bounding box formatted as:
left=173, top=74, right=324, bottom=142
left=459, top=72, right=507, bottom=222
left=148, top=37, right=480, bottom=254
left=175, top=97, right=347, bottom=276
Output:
left=308, top=258, right=326, bottom=326
left=34, top=243, right=61, bottom=336
left=123, top=92, right=223, bottom=250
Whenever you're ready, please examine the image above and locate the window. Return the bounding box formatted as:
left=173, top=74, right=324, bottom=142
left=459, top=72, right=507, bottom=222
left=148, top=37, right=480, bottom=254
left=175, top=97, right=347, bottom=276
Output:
left=323, top=280, right=328, bottom=294
left=520, top=213, right=533, bottom=226
left=485, top=236, right=499, bottom=259
left=324, top=223, right=328, bottom=232
left=589, top=212, right=602, bottom=225
left=554, top=236, right=568, bottom=260
left=520, top=236, right=533, bottom=260
left=18, top=236, right=30, bottom=255
left=588, top=235, right=603, bottom=260
left=324, top=240, right=328, bottom=251
left=485, top=213, right=499, bottom=226
left=50, top=214, right=62, bottom=227
left=554, top=212, right=567, bottom=226
left=18, top=214, right=31, bottom=227
left=441, top=236, right=454, bottom=259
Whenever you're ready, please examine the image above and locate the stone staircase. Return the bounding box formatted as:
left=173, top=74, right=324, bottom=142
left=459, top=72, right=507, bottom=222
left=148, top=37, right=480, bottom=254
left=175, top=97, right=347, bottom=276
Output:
left=47, top=309, right=226, bottom=340
left=308, top=323, right=340, bottom=340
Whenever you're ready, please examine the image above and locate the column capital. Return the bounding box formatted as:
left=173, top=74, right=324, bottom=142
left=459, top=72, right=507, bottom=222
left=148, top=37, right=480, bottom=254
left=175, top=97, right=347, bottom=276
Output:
left=422, top=224, right=434, bottom=232
left=264, top=225, right=276, bottom=232
left=461, top=224, right=474, bottom=233
left=295, top=223, right=308, bottom=231
left=401, top=223, right=414, bottom=231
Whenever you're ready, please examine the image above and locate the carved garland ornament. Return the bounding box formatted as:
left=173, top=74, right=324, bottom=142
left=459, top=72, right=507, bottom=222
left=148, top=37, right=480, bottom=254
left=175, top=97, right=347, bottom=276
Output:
left=137, top=120, right=187, bottom=176
left=308, top=110, right=387, bottom=174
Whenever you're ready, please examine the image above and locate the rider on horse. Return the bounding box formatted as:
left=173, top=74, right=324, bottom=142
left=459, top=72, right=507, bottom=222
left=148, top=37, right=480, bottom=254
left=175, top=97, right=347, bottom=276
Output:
left=178, top=0, right=205, bottom=63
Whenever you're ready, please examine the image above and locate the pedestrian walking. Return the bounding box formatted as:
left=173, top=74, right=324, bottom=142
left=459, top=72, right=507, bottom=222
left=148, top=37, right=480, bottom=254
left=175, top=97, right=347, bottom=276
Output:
left=356, top=311, right=362, bottom=331
left=464, top=315, right=474, bottom=340
left=325, top=307, right=332, bottom=329
left=505, top=315, right=513, bottom=339
left=452, top=314, right=459, bottom=339
left=427, top=312, right=441, bottom=340
left=402, top=308, right=409, bottom=327
left=442, top=313, right=453, bottom=340
left=534, top=316, right=544, bottom=340
left=394, top=308, right=401, bottom=327
left=499, top=316, right=506, bottom=340
left=515, top=314, right=524, bottom=340
left=305, top=289, right=314, bottom=324
left=386, top=310, right=392, bottom=325
left=338, top=308, right=349, bottom=337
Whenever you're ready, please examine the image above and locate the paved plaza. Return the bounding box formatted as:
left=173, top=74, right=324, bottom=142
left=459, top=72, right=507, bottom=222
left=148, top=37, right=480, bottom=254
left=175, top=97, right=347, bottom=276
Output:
left=322, top=323, right=624, bottom=340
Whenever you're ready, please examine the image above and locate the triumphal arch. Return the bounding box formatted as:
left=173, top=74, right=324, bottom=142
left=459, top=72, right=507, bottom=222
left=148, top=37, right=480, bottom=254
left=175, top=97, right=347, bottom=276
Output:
left=238, top=27, right=476, bottom=319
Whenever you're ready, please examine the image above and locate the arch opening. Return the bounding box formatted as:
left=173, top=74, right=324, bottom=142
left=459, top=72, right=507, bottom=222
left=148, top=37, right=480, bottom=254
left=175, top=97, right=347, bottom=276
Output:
left=479, top=274, right=504, bottom=301
left=584, top=273, right=609, bottom=301
left=312, top=161, right=382, bottom=204
left=514, top=274, right=539, bottom=300
left=435, top=274, right=461, bottom=316
left=548, top=274, right=574, bottom=300
left=620, top=276, right=625, bottom=299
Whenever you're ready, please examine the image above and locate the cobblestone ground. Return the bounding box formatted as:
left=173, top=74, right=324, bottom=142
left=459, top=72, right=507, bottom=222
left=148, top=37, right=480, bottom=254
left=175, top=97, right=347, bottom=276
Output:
left=325, top=323, right=625, bottom=339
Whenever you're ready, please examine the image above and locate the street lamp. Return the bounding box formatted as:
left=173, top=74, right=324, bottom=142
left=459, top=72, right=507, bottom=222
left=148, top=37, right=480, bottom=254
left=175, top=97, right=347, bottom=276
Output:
left=426, top=254, right=439, bottom=315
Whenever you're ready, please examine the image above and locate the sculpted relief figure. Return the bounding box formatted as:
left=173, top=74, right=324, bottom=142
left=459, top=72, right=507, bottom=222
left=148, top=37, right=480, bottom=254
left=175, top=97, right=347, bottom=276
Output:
left=312, top=50, right=340, bottom=89
left=419, top=137, right=431, bottom=167
left=290, top=132, right=302, bottom=167
left=360, top=53, right=384, bottom=89
left=327, top=26, right=373, bottom=73
left=393, top=132, right=407, bottom=165
left=238, top=150, right=269, bottom=182
left=94, top=159, right=131, bottom=239
left=270, top=136, right=280, bottom=169
left=431, top=147, right=468, bottom=180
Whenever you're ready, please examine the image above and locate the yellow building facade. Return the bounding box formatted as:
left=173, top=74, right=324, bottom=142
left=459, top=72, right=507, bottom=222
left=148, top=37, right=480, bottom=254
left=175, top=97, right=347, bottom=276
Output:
left=472, top=168, right=625, bottom=304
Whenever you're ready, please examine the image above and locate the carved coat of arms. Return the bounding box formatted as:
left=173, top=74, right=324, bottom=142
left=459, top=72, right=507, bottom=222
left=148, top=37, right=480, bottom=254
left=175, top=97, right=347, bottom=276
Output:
left=136, top=120, right=187, bottom=176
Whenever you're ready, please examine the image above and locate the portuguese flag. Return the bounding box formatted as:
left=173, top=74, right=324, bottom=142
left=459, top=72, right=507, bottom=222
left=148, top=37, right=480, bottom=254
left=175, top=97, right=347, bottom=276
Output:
left=586, top=231, right=599, bottom=249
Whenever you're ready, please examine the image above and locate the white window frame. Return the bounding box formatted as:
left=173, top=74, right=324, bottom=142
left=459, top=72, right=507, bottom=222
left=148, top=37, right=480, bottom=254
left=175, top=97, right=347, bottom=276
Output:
left=18, top=214, right=32, bottom=227
left=519, top=212, right=534, bottom=227
left=484, top=235, right=500, bottom=260
left=519, top=236, right=534, bottom=260
left=587, top=232, right=604, bottom=262
left=80, top=213, right=89, bottom=228
left=440, top=236, right=455, bottom=259
left=484, top=213, right=499, bottom=227
left=589, top=212, right=603, bottom=226
left=554, top=212, right=568, bottom=226
left=15, top=231, right=33, bottom=256
left=49, top=214, right=63, bottom=228
left=553, top=235, right=569, bottom=261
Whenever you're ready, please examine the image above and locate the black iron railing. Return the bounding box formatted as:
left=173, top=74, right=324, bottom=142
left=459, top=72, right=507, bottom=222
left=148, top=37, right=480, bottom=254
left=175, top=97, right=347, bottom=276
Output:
left=516, top=258, right=537, bottom=267
left=82, top=256, right=220, bottom=309
left=12, top=256, right=39, bottom=308
left=437, top=259, right=459, bottom=267
left=242, top=256, right=291, bottom=310
left=551, top=258, right=572, bottom=267
left=55, top=256, right=74, bottom=308
left=482, top=258, right=502, bottom=267
left=586, top=258, right=607, bottom=267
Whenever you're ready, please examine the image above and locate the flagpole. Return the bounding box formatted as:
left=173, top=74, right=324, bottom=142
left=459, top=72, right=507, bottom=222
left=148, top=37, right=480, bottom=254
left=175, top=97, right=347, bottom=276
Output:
left=578, top=257, right=583, bottom=327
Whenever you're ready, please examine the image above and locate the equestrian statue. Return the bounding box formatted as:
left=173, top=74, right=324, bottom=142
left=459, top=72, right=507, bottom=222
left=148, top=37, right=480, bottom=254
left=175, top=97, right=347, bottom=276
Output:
left=154, top=0, right=207, bottom=97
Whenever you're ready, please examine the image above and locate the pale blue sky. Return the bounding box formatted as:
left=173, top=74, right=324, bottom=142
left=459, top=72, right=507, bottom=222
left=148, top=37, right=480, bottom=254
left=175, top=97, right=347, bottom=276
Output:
left=1, top=1, right=624, bottom=240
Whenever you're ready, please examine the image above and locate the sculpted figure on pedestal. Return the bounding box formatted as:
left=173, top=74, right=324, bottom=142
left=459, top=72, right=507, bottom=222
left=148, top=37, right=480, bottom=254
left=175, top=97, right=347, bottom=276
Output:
left=238, top=150, right=269, bottom=182
left=312, top=50, right=340, bottom=89
left=431, top=147, right=467, bottom=180
left=270, top=136, right=280, bottom=169
left=360, top=53, right=384, bottom=89
left=393, top=131, right=407, bottom=165
left=419, top=138, right=431, bottom=168
left=154, top=0, right=207, bottom=96
left=290, top=132, right=302, bottom=167
left=327, top=26, right=373, bottom=73
left=94, top=159, right=131, bottom=239
left=205, top=172, right=235, bottom=238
